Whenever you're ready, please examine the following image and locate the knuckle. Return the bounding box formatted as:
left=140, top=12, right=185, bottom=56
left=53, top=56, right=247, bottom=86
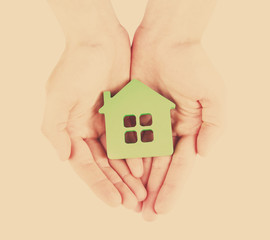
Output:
left=95, top=157, right=110, bottom=168
left=122, top=172, right=132, bottom=181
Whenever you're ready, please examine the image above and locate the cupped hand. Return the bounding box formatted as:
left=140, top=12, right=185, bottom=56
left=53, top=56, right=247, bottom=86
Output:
left=131, top=29, right=226, bottom=220
left=42, top=28, right=146, bottom=209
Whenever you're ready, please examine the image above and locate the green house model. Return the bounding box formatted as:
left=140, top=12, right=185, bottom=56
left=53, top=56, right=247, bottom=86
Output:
left=99, top=79, right=175, bottom=159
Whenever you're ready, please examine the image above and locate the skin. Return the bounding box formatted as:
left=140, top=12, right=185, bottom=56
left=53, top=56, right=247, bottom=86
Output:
left=42, top=0, right=146, bottom=210
left=131, top=0, right=226, bottom=221
left=42, top=0, right=226, bottom=220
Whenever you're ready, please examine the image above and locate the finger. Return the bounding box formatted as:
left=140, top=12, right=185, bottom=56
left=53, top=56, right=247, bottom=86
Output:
left=133, top=157, right=152, bottom=213
left=100, top=134, right=147, bottom=201
left=141, top=137, right=177, bottom=220
left=134, top=201, right=143, bottom=213
left=142, top=155, right=172, bottom=221
left=115, top=183, right=138, bottom=209
left=41, top=94, right=73, bottom=161
left=155, top=135, right=197, bottom=214
left=126, top=158, right=144, bottom=178
left=198, top=93, right=226, bottom=156
left=68, top=138, right=121, bottom=207
left=109, top=159, right=147, bottom=202
left=141, top=157, right=152, bottom=186
left=86, top=138, right=138, bottom=210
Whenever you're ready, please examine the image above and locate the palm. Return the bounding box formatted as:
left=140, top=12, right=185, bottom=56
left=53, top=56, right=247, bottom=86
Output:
left=133, top=43, right=224, bottom=135
left=43, top=29, right=147, bottom=209
left=131, top=39, right=225, bottom=220
left=61, top=50, right=127, bottom=141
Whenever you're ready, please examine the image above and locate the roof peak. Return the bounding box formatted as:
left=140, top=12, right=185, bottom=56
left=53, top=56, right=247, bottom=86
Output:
left=99, top=79, right=175, bottom=113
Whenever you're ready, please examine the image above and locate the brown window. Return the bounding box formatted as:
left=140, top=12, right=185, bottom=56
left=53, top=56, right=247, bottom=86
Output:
left=140, top=114, right=152, bottom=126
left=141, top=130, right=154, bottom=142
left=125, top=131, right=137, bottom=144
left=124, top=115, right=136, bottom=127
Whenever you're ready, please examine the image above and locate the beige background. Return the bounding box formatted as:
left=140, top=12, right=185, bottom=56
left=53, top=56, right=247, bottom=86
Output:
left=0, top=0, right=269, bottom=239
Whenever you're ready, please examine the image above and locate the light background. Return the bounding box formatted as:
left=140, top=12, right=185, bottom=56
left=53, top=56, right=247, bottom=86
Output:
left=0, top=0, right=269, bottom=239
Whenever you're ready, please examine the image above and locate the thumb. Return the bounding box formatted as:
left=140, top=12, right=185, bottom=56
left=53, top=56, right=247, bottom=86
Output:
left=41, top=94, right=73, bottom=161
left=197, top=95, right=226, bottom=156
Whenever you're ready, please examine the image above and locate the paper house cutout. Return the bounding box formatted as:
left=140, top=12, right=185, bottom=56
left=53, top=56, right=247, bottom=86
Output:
left=99, top=79, right=175, bottom=159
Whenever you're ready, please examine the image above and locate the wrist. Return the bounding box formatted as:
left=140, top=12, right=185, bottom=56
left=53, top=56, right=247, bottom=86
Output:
left=64, top=26, right=131, bottom=59
left=48, top=0, right=122, bottom=44
left=132, top=26, right=197, bottom=50
left=65, top=24, right=128, bottom=48
left=137, top=0, right=216, bottom=44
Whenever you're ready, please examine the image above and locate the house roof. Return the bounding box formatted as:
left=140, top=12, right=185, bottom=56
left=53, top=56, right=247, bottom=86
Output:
left=99, top=79, right=175, bottom=114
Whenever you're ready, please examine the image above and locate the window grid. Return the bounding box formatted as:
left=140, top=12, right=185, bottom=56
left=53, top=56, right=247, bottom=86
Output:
left=124, top=114, right=154, bottom=144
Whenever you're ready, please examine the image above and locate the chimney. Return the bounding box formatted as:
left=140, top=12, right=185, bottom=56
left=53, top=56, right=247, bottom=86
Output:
left=103, top=91, right=111, bottom=104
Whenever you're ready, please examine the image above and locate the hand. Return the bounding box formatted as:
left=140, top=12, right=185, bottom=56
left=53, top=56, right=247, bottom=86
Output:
left=131, top=25, right=226, bottom=220
left=42, top=0, right=146, bottom=210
